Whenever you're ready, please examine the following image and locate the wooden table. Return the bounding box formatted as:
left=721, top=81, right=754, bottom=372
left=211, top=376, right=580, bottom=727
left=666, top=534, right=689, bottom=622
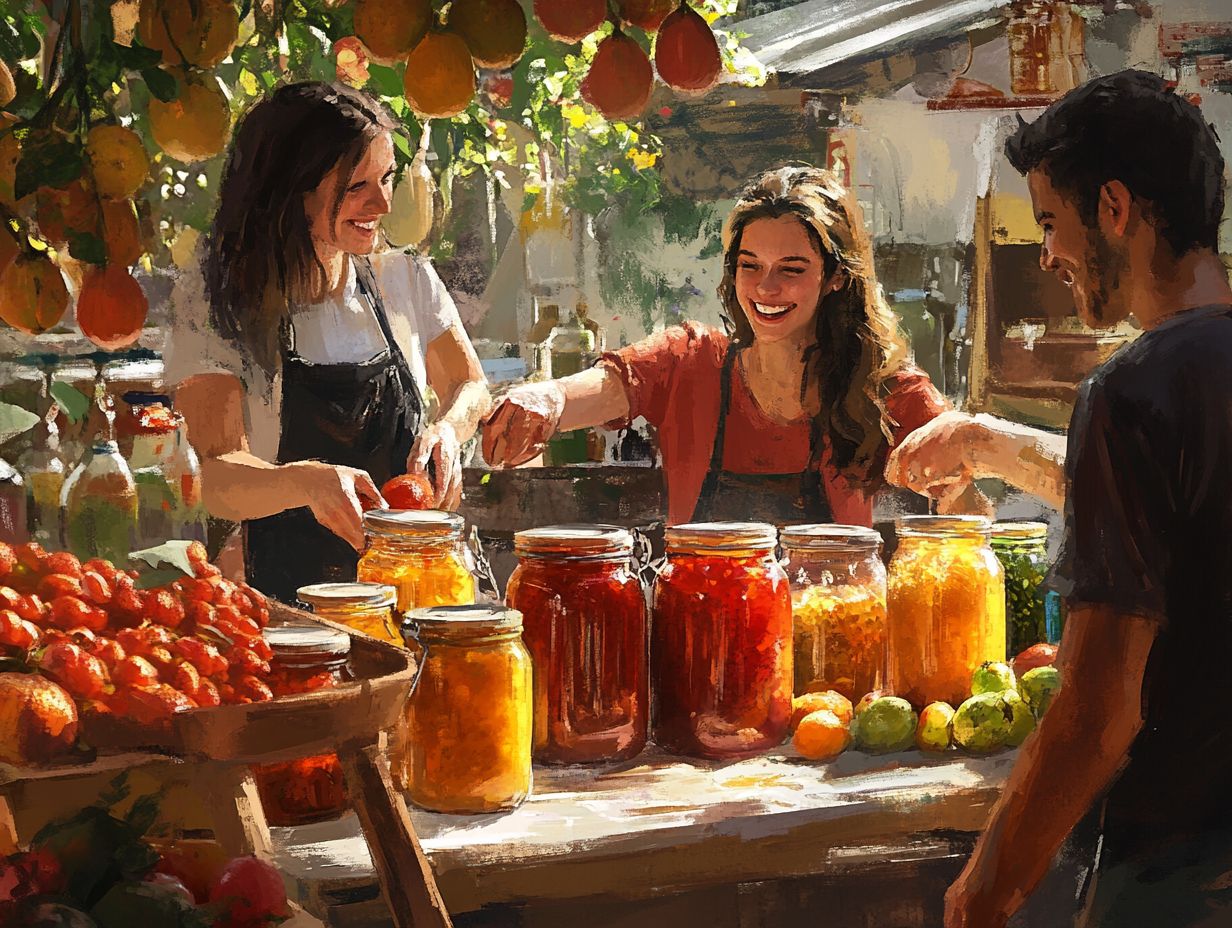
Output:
left=273, top=748, right=1014, bottom=928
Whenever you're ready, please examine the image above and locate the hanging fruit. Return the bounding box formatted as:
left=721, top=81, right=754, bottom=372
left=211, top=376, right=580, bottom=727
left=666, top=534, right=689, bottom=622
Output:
left=85, top=124, right=149, bottom=200
left=0, top=60, right=14, bottom=108
left=383, top=131, right=436, bottom=249
left=616, top=0, right=678, bottom=33
left=0, top=253, right=70, bottom=335
left=76, top=264, right=148, bottom=350
left=35, top=177, right=100, bottom=246
left=533, top=0, right=607, bottom=43
left=137, top=0, right=239, bottom=69
left=101, top=199, right=144, bottom=267
left=581, top=31, right=654, bottom=121
left=147, top=70, right=231, bottom=163
left=403, top=32, right=477, bottom=119
left=353, top=0, right=433, bottom=61
left=655, top=4, right=722, bottom=92
left=448, top=0, right=527, bottom=70
left=0, top=226, right=16, bottom=278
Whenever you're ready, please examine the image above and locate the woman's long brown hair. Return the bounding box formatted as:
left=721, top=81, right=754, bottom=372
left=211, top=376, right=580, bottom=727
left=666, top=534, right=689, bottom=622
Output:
left=204, top=81, right=397, bottom=375
left=719, top=165, right=910, bottom=488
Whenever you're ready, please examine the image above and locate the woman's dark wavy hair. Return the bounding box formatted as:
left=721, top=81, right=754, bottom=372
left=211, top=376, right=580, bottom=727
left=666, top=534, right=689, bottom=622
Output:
left=204, top=81, right=397, bottom=374
left=1005, top=69, right=1225, bottom=255
left=719, top=165, right=911, bottom=488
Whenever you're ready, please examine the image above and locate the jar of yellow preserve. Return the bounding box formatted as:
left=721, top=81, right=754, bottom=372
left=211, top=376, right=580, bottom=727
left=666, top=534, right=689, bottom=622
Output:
left=357, top=510, right=476, bottom=615
left=296, top=582, right=400, bottom=644
left=887, top=516, right=1006, bottom=708
left=400, top=605, right=533, bottom=813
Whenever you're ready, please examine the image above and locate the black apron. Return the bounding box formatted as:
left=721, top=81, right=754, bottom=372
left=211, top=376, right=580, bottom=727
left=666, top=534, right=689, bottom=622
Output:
left=244, top=258, right=424, bottom=604
left=691, top=346, right=833, bottom=525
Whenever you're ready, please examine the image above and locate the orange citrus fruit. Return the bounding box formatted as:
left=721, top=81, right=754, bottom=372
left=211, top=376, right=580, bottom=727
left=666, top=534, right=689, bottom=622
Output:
left=0, top=253, right=70, bottom=335
left=354, top=0, right=432, bottom=61
left=793, top=709, right=851, bottom=761
left=448, top=0, right=527, bottom=70
left=35, top=177, right=100, bottom=245
left=86, top=124, right=150, bottom=200
left=403, top=32, right=476, bottom=119
left=101, top=198, right=145, bottom=267
left=137, top=0, right=239, bottom=68
left=148, top=71, right=231, bottom=163
left=76, top=264, right=149, bottom=350
left=791, top=690, right=854, bottom=730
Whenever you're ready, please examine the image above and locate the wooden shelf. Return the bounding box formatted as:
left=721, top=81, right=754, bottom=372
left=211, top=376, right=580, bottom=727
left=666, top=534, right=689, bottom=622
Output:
left=926, top=95, right=1059, bottom=112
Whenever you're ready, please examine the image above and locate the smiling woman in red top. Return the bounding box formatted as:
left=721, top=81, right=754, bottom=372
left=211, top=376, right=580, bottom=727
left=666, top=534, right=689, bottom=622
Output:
left=483, top=166, right=966, bottom=527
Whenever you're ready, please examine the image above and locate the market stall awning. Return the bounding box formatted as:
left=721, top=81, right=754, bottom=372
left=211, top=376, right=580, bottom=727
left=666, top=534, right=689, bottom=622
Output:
left=739, top=0, right=1011, bottom=78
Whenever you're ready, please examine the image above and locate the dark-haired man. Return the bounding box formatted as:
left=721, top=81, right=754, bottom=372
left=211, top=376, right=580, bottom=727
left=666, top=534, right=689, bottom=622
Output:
left=893, top=70, right=1232, bottom=927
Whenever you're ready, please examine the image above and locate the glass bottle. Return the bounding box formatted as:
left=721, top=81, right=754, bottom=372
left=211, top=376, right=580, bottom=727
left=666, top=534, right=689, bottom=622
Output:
left=524, top=302, right=560, bottom=381
left=0, top=459, right=27, bottom=546
left=544, top=307, right=597, bottom=465
left=166, top=413, right=207, bottom=543
left=62, top=381, right=138, bottom=564
left=401, top=605, right=533, bottom=813
left=296, top=581, right=400, bottom=644
left=781, top=524, right=887, bottom=702
left=506, top=525, right=647, bottom=764
left=652, top=522, right=793, bottom=759
left=886, top=516, right=1006, bottom=707
left=128, top=402, right=178, bottom=550
left=990, top=521, right=1050, bottom=659
left=18, top=370, right=66, bottom=548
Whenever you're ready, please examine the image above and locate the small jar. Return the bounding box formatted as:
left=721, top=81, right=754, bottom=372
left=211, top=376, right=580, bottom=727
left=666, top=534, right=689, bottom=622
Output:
left=990, top=522, right=1050, bottom=658
left=781, top=524, right=887, bottom=702
left=652, top=522, right=792, bottom=759
left=253, top=624, right=352, bottom=826
left=357, top=510, right=476, bottom=616
left=297, top=582, right=400, bottom=645
left=887, top=516, right=1006, bottom=708
left=401, top=605, right=532, bottom=814
left=507, top=525, right=647, bottom=765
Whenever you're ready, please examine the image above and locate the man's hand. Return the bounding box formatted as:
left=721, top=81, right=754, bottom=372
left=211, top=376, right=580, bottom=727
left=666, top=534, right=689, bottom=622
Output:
left=408, top=420, right=463, bottom=509
left=481, top=381, right=567, bottom=467
left=886, top=410, right=978, bottom=496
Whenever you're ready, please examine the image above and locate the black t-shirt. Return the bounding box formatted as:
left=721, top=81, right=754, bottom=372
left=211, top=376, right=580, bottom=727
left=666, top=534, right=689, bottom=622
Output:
left=1049, top=305, right=1232, bottom=859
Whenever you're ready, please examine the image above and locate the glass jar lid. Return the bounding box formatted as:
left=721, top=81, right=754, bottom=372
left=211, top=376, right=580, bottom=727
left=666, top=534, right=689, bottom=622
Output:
left=362, top=509, right=465, bottom=540
left=990, top=521, right=1048, bottom=540
left=514, top=524, right=633, bottom=558
left=264, top=623, right=351, bottom=667
left=403, top=605, right=523, bottom=642
left=297, top=582, right=396, bottom=611
left=665, top=521, right=777, bottom=553
left=895, top=515, right=992, bottom=538
left=780, top=523, right=882, bottom=551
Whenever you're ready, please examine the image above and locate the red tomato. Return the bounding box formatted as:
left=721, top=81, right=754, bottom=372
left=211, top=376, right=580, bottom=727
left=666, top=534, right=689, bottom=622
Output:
left=0, top=543, right=15, bottom=579
left=15, top=542, right=47, bottom=574
left=172, top=636, right=228, bottom=677
left=184, top=601, right=216, bottom=629
left=111, top=587, right=144, bottom=625
left=179, top=578, right=214, bottom=603
left=1012, top=642, right=1059, bottom=679
left=42, top=552, right=83, bottom=578
left=233, top=675, right=274, bottom=703
left=38, top=640, right=109, bottom=699
left=208, top=856, right=289, bottom=927
left=170, top=661, right=201, bottom=696
left=83, top=558, right=120, bottom=585
left=13, top=593, right=46, bottom=624
left=0, top=610, right=38, bottom=650
left=113, top=655, right=160, bottom=688
left=80, top=571, right=112, bottom=606
left=0, top=587, right=20, bottom=611
left=90, top=637, right=127, bottom=667
left=228, top=648, right=270, bottom=678
left=49, top=595, right=107, bottom=632
left=193, top=677, right=221, bottom=708
left=382, top=473, right=434, bottom=510
left=38, top=573, right=83, bottom=601
left=147, top=589, right=186, bottom=629
left=117, top=684, right=196, bottom=723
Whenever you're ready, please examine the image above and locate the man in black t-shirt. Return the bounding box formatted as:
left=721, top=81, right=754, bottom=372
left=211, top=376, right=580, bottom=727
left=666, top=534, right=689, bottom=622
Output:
left=895, top=71, right=1232, bottom=928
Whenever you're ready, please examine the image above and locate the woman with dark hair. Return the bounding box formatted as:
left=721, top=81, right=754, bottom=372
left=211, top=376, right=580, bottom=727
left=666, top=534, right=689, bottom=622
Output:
left=483, top=165, right=964, bottom=526
left=166, top=82, right=488, bottom=601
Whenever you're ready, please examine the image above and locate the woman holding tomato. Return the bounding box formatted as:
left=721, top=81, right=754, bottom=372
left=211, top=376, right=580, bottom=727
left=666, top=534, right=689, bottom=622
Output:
left=167, top=83, right=489, bottom=602
left=485, top=166, right=980, bottom=526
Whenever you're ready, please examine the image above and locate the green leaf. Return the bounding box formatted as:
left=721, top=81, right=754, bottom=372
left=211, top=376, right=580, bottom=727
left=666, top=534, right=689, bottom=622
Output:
left=391, top=131, right=412, bottom=162
left=14, top=136, right=84, bottom=200
left=0, top=402, right=39, bottom=443
left=68, top=230, right=108, bottom=266
left=142, top=67, right=178, bottom=103
left=116, top=43, right=163, bottom=70
left=128, top=539, right=197, bottom=579
left=51, top=382, right=92, bottom=423
left=366, top=63, right=404, bottom=98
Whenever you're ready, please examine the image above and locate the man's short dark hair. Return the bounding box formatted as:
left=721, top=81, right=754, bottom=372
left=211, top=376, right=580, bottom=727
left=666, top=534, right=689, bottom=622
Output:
left=1005, top=70, right=1225, bottom=255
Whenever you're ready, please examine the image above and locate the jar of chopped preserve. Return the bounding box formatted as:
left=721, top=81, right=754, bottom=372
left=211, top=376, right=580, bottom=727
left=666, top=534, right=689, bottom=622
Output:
left=297, top=582, right=400, bottom=644
left=990, top=522, right=1050, bottom=658
left=887, top=516, right=1006, bottom=708
left=781, top=524, right=887, bottom=702
left=252, top=624, right=352, bottom=826
left=357, top=510, right=476, bottom=615
left=652, top=522, right=792, bottom=759
left=507, top=525, right=647, bottom=764
left=401, top=605, right=532, bottom=813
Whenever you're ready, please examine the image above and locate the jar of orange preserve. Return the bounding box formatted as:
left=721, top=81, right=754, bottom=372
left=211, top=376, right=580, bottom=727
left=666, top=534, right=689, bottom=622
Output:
left=357, top=510, right=476, bottom=615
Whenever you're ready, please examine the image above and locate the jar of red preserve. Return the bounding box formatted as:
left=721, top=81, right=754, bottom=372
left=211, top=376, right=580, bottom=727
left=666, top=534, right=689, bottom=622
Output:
left=252, top=624, right=352, bottom=826
left=651, top=522, right=793, bottom=759
left=506, top=525, right=647, bottom=764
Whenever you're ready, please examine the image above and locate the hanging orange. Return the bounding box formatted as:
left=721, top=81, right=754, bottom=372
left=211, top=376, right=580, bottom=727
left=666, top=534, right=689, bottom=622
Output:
left=616, top=0, right=677, bottom=32
left=101, top=199, right=145, bottom=267
left=353, top=0, right=432, bottom=61
left=533, top=0, right=607, bottom=43
left=76, top=264, right=149, bottom=351
left=148, top=71, right=231, bottom=163
left=655, top=4, right=721, bottom=92
left=0, top=253, right=69, bottom=335
left=448, top=0, right=527, bottom=70
left=403, top=32, right=476, bottom=119
left=137, top=0, right=239, bottom=69
left=581, top=32, right=654, bottom=121
left=35, top=177, right=100, bottom=246
left=86, top=124, right=150, bottom=201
